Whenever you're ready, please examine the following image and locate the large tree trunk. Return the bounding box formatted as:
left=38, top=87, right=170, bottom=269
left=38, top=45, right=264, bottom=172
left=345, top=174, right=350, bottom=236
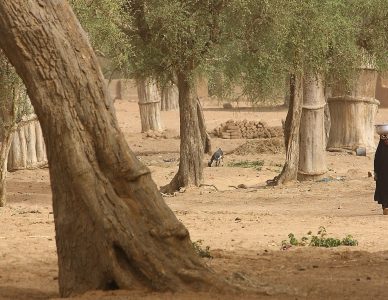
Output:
left=161, top=72, right=205, bottom=193
left=136, top=78, right=163, bottom=132
left=275, top=73, right=303, bottom=185
left=298, top=73, right=327, bottom=181
left=7, top=115, right=48, bottom=171
left=327, top=67, right=379, bottom=152
left=0, top=1, right=227, bottom=297
left=161, top=83, right=179, bottom=111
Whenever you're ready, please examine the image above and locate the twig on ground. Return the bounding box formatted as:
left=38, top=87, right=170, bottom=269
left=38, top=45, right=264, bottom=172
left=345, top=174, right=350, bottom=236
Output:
left=199, top=184, right=219, bottom=191
left=228, top=185, right=239, bottom=189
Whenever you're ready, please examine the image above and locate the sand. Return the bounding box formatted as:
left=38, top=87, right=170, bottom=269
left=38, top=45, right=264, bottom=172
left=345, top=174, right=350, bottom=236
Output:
left=1, top=101, right=388, bottom=299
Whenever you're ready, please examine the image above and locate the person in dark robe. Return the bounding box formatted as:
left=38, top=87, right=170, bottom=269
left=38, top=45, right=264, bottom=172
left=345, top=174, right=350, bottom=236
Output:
left=374, top=134, right=388, bottom=215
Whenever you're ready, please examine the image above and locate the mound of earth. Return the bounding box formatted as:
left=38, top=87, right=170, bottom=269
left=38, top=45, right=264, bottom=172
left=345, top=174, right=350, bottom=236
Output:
left=231, top=137, right=285, bottom=155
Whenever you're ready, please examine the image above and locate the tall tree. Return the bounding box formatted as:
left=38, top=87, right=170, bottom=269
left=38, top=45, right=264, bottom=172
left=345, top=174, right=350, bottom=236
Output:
left=71, top=0, right=227, bottom=192
left=0, top=1, right=228, bottom=296
left=272, top=0, right=388, bottom=183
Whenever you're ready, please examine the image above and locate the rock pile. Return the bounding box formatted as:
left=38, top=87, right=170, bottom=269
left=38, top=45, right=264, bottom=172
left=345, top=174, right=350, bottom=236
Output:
left=212, top=120, right=283, bottom=139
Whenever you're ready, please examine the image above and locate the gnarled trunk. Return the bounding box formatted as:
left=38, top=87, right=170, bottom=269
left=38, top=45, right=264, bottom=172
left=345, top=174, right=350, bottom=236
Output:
left=161, top=83, right=179, bottom=111
left=276, top=73, right=303, bottom=185
left=161, top=72, right=205, bottom=193
left=0, top=1, right=227, bottom=297
left=298, top=73, right=327, bottom=181
left=136, top=78, right=163, bottom=132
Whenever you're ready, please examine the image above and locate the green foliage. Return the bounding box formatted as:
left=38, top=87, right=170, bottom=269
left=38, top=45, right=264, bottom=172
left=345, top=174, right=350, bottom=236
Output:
left=0, top=51, right=33, bottom=129
left=70, top=0, right=388, bottom=102
left=192, top=240, right=212, bottom=258
left=281, top=227, right=358, bottom=250
left=227, top=160, right=264, bottom=171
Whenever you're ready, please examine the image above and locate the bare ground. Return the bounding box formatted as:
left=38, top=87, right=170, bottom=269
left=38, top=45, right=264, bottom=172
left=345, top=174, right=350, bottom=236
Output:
left=1, top=101, right=388, bottom=299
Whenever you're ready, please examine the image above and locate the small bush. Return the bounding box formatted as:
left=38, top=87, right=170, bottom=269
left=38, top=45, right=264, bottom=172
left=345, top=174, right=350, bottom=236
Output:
left=228, top=160, right=264, bottom=171
left=192, top=240, right=212, bottom=258
left=281, top=226, right=358, bottom=250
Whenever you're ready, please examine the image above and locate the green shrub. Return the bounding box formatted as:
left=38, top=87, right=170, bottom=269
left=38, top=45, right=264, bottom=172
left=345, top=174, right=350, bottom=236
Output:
left=281, top=226, right=358, bottom=250
left=192, top=240, right=212, bottom=258
left=227, top=160, right=264, bottom=171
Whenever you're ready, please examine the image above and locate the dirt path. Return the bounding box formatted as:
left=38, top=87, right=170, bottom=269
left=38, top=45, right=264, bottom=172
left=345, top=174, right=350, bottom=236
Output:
left=1, top=101, right=388, bottom=299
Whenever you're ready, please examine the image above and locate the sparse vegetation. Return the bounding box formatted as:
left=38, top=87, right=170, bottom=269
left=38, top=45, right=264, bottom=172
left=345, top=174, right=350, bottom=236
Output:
left=192, top=240, right=212, bottom=258
left=281, top=227, right=358, bottom=250
left=228, top=160, right=264, bottom=171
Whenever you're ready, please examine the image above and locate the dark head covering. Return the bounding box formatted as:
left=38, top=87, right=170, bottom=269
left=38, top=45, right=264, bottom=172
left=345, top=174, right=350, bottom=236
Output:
left=374, top=139, right=388, bottom=207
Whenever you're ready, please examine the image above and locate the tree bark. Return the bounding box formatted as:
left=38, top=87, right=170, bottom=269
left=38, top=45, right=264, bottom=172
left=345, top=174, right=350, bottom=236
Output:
left=161, top=72, right=205, bottom=193
left=275, top=73, right=303, bottom=185
left=298, top=73, right=327, bottom=181
left=327, top=68, right=379, bottom=151
left=137, top=78, right=163, bottom=132
left=161, top=83, right=179, bottom=111
left=0, top=1, right=228, bottom=297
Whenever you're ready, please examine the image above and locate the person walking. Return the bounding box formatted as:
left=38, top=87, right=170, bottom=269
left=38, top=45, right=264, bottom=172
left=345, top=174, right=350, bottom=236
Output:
left=374, top=134, right=388, bottom=215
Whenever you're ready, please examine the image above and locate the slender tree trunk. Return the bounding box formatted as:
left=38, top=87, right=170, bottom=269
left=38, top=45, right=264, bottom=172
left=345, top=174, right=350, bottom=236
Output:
left=0, top=127, right=15, bottom=207
left=298, top=73, right=327, bottom=181
left=197, top=98, right=212, bottom=154
left=161, top=72, right=205, bottom=193
left=161, top=83, right=179, bottom=111
left=0, top=2, right=228, bottom=297
left=136, top=78, right=163, bottom=132
left=275, top=73, right=303, bottom=185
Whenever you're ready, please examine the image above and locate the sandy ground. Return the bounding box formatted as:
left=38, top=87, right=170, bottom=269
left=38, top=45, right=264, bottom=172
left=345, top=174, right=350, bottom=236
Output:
left=1, top=100, right=388, bottom=299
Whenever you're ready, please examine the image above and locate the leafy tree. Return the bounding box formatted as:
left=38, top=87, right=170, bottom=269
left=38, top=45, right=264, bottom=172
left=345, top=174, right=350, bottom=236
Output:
left=231, top=0, right=388, bottom=184
left=70, top=0, right=236, bottom=192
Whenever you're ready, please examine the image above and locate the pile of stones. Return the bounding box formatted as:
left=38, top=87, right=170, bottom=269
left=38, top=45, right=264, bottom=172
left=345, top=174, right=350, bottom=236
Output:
left=212, top=119, right=283, bottom=139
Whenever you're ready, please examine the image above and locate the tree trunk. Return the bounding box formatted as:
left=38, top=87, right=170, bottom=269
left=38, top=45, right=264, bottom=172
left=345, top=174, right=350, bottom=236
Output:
left=275, top=73, right=303, bottom=185
left=7, top=116, right=48, bottom=171
left=137, top=78, right=163, bottom=132
left=161, top=84, right=179, bottom=111
left=298, top=73, right=327, bottom=181
left=197, top=98, right=212, bottom=154
left=0, top=128, right=15, bottom=207
left=161, top=72, right=205, bottom=193
left=327, top=68, right=379, bottom=152
left=0, top=1, right=228, bottom=297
